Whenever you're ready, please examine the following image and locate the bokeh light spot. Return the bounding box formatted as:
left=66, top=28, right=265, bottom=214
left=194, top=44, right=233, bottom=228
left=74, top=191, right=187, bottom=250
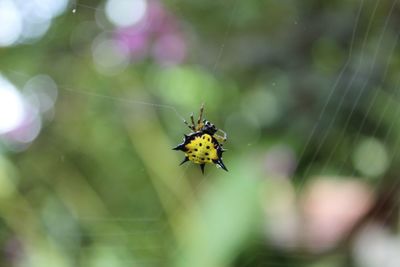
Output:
left=105, top=0, right=147, bottom=27
left=92, top=37, right=130, bottom=75
left=354, top=225, right=400, bottom=267
left=16, top=0, right=69, bottom=22
left=14, top=0, right=68, bottom=43
left=352, top=137, right=388, bottom=178
left=0, top=75, right=25, bottom=134
left=23, top=74, right=58, bottom=114
left=241, top=89, right=281, bottom=127
left=20, top=19, right=51, bottom=42
left=0, top=0, right=23, bottom=46
left=8, top=105, right=42, bottom=144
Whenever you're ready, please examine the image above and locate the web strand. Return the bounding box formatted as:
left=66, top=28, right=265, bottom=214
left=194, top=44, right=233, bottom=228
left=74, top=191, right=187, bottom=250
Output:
left=298, top=0, right=383, bottom=191
left=212, top=0, right=238, bottom=73
left=295, top=0, right=364, bottom=183
left=61, top=86, right=187, bottom=122
left=321, top=0, right=398, bottom=175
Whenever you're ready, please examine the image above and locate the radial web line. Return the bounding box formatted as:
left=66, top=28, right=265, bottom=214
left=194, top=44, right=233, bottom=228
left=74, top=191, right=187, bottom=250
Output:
left=295, top=0, right=364, bottom=181
left=6, top=68, right=188, bottom=123
left=320, top=0, right=398, bottom=174
left=61, top=86, right=187, bottom=122
left=298, top=0, right=383, bottom=191
left=212, top=0, right=239, bottom=72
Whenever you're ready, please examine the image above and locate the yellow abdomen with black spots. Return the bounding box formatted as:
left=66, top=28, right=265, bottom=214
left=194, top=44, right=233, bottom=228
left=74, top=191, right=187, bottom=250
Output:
left=184, top=134, right=218, bottom=164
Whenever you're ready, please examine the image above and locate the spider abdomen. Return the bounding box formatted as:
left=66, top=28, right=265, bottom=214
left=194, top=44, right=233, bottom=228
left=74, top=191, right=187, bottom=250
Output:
left=173, top=131, right=227, bottom=173
left=185, top=134, right=218, bottom=164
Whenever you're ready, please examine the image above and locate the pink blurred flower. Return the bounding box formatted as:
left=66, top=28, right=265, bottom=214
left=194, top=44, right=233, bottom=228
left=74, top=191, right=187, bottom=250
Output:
left=301, top=177, right=374, bottom=252
left=152, top=33, right=186, bottom=65
left=263, top=176, right=375, bottom=253
left=115, top=29, right=149, bottom=60
left=114, top=0, right=186, bottom=65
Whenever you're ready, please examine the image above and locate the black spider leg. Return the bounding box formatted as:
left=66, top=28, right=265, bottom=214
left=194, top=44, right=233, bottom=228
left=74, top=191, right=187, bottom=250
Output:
left=200, top=163, right=206, bottom=174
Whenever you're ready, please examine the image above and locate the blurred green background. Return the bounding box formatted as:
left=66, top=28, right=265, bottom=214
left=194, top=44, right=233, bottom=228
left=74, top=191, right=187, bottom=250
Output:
left=1, top=0, right=400, bottom=266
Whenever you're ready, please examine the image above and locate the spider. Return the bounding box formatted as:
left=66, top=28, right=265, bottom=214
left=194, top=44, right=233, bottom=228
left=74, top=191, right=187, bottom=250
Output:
left=173, top=104, right=228, bottom=174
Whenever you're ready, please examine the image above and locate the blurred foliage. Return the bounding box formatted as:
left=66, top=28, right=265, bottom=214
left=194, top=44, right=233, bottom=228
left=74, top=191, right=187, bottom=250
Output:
left=1, top=0, right=400, bottom=266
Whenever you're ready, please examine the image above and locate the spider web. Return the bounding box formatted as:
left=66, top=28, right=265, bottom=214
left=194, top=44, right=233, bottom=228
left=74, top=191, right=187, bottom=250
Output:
left=2, top=0, right=400, bottom=266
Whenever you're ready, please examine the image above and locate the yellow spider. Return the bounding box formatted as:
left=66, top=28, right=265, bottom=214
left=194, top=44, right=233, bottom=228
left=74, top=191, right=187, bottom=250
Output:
left=173, top=104, right=228, bottom=173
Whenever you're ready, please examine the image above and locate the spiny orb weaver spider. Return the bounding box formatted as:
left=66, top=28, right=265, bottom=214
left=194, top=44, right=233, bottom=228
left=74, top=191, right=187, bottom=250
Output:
left=173, top=104, right=228, bottom=174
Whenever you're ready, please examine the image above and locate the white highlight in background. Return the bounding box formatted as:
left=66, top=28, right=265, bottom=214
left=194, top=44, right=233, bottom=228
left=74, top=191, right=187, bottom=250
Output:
left=0, top=0, right=69, bottom=46
left=105, top=0, right=147, bottom=27
left=0, top=0, right=23, bottom=46
left=0, top=75, right=25, bottom=134
left=15, top=0, right=68, bottom=22
left=354, top=224, right=400, bottom=267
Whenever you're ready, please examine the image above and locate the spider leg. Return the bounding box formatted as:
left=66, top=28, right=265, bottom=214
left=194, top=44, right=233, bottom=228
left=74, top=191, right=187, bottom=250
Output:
left=190, top=112, right=196, bottom=129
left=214, top=135, right=225, bottom=144
left=197, top=103, right=204, bottom=126
left=194, top=104, right=205, bottom=131
left=183, top=119, right=195, bottom=132
left=215, top=129, right=227, bottom=143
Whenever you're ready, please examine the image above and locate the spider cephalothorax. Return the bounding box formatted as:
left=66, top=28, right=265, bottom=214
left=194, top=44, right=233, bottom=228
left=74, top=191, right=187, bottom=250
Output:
left=173, top=104, right=228, bottom=174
